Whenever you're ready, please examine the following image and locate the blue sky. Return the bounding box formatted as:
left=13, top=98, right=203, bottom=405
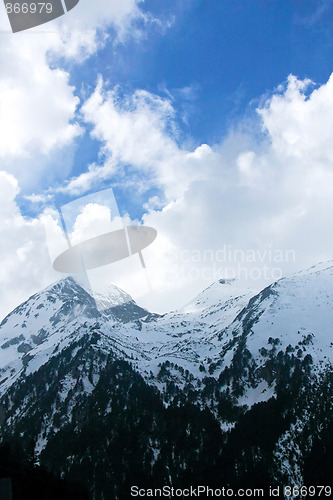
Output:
left=47, top=0, right=333, bottom=214
left=67, top=0, right=333, bottom=140
left=1, top=0, right=333, bottom=315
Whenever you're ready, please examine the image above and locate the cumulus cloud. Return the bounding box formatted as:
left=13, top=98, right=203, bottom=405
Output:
left=144, top=74, right=333, bottom=309
left=61, top=74, right=333, bottom=312
left=0, top=43, right=81, bottom=159
left=0, top=0, right=147, bottom=187
left=258, top=74, right=333, bottom=163
left=0, top=172, right=58, bottom=320
left=70, top=203, right=124, bottom=244
left=2, top=69, right=333, bottom=315
left=64, top=77, right=208, bottom=199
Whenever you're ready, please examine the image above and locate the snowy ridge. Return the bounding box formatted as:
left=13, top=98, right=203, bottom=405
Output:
left=229, top=262, right=333, bottom=366
left=0, top=262, right=332, bottom=406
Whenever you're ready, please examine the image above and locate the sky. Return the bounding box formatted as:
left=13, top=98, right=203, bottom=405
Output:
left=1, top=0, right=333, bottom=317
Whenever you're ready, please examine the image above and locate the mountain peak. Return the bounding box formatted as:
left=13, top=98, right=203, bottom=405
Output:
left=181, top=277, right=255, bottom=315
left=44, top=276, right=134, bottom=310
left=84, top=282, right=133, bottom=310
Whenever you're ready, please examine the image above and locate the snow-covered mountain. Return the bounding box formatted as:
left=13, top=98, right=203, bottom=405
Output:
left=232, top=262, right=333, bottom=363
left=0, top=274, right=254, bottom=395
left=0, top=277, right=148, bottom=393
left=0, top=262, right=332, bottom=498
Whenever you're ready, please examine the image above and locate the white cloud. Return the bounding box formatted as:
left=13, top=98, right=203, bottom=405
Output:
left=60, top=0, right=143, bottom=34
left=258, top=74, right=333, bottom=163
left=0, top=172, right=58, bottom=319
left=0, top=48, right=81, bottom=158
left=66, top=73, right=333, bottom=312
left=81, top=78, right=179, bottom=167
left=0, top=0, right=148, bottom=187
left=46, top=0, right=148, bottom=61
left=65, top=78, right=208, bottom=198
left=70, top=203, right=123, bottom=244
left=24, top=193, right=54, bottom=204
